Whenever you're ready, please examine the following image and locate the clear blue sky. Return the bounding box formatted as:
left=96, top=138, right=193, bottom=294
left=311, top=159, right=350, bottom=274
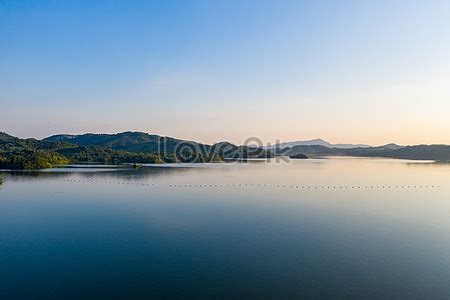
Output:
left=1, top=0, right=450, bottom=145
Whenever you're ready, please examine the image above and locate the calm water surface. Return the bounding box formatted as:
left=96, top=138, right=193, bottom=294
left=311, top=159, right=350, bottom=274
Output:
left=1, top=158, right=450, bottom=299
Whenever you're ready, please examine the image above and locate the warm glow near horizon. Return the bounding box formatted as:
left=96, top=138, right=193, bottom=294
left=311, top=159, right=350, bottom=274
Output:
left=2, top=0, right=450, bottom=145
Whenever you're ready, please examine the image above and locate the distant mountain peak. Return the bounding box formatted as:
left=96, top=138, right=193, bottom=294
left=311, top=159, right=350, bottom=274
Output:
left=309, top=138, right=327, bottom=143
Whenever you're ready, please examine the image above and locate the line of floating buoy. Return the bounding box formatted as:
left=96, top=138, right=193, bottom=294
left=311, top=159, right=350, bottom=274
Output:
left=38, top=178, right=443, bottom=190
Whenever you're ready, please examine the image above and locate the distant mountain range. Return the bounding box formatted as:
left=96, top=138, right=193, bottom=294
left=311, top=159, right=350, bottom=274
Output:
left=277, top=142, right=405, bottom=156
left=277, top=143, right=450, bottom=161
left=2, top=131, right=450, bottom=170
left=265, top=139, right=372, bottom=150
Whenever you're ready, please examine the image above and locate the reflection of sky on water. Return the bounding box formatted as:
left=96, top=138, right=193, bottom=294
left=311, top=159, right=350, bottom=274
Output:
left=2, top=157, right=450, bottom=186
left=1, top=157, right=450, bottom=298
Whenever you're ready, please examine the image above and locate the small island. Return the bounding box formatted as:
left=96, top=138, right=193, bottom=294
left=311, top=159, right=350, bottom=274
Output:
left=290, top=153, right=308, bottom=159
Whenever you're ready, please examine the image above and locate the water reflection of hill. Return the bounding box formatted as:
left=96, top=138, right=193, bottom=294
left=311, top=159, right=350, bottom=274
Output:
left=1, top=166, right=195, bottom=183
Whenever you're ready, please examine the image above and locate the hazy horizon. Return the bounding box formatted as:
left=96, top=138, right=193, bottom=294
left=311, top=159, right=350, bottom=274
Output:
left=2, top=0, right=450, bottom=145
left=0, top=129, right=424, bottom=148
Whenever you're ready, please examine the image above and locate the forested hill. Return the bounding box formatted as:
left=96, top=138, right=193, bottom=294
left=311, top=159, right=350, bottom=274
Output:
left=0, top=132, right=273, bottom=170
left=44, top=131, right=210, bottom=153
left=45, top=132, right=274, bottom=160
left=0, top=132, right=72, bottom=169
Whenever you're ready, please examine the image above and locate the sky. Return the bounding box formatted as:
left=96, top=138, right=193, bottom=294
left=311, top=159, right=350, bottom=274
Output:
left=1, top=0, right=450, bottom=146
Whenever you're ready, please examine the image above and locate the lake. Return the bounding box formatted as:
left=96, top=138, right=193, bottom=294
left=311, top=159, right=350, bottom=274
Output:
left=1, top=157, right=450, bottom=299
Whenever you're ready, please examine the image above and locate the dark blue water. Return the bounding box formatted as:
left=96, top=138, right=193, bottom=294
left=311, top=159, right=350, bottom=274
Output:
left=1, top=159, right=450, bottom=299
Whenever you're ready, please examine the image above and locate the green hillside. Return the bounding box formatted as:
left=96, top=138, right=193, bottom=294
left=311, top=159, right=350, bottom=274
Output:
left=1, top=132, right=272, bottom=169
